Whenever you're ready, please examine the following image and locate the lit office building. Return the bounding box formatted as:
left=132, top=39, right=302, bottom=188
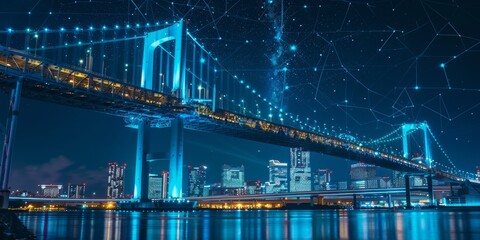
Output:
left=107, top=162, right=126, bottom=199
left=188, top=165, right=207, bottom=197
left=161, top=171, right=169, bottom=198
left=289, top=148, right=312, bottom=192
left=68, top=183, right=86, bottom=199
left=350, top=163, right=376, bottom=180
left=148, top=174, right=163, bottom=199
left=39, top=184, right=62, bottom=198
left=222, top=165, right=245, bottom=188
left=392, top=171, right=405, bottom=188
left=268, top=160, right=288, bottom=193
left=477, top=166, right=480, bottom=181
left=313, top=169, right=332, bottom=191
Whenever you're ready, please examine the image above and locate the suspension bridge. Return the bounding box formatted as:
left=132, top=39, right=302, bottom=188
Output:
left=0, top=21, right=478, bottom=208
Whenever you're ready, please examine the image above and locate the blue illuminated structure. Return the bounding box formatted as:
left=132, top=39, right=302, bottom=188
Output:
left=402, top=122, right=431, bottom=168
left=141, top=21, right=187, bottom=101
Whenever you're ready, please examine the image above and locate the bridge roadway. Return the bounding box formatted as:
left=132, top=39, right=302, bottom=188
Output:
left=0, top=46, right=472, bottom=183
left=187, top=188, right=407, bottom=202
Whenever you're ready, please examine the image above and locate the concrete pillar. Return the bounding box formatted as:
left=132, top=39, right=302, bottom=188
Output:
left=388, top=194, right=392, bottom=208
left=427, top=174, right=434, bottom=205
left=405, top=175, right=412, bottom=209
left=310, top=196, right=315, bottom=206
left=0, top=77, right=23, bottom=209
left=168, top=115, right=184, bottom=198
left=133, top=120, right=149, bottom=202
left=353, top=194, right=358, bottom=209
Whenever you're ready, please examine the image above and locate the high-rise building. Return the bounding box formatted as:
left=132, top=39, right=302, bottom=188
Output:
left=188, top=165, right=207, bottom=197
left=222, top=164, right=245, bottom=188
left=39, top=184, right=62, bottom=198
left=289, top=148, right=312, bottom=192
left=68, top=183, right=86, bottom=199
left=107, top=162, right=126, bottom=199
left=392, top=171, right=405, bottom=188
left=148, top=174, right=163, bottom=199
left=350, top=163, right=376, bottom=180
left=313, top=169, right=332, bottom=191
left=477, top=166, right=480, bottom=181
left=161, top=171, right=169, bottom=198
left=268, top=160, right=288, bottom=193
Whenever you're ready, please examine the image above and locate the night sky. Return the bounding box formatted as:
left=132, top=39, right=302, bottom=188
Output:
left=1, top=0, right=479, bottom=197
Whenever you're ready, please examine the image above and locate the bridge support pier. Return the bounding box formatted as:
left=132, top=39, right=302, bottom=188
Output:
left=0, top=77, right=23, bottom=209
left=168, top=115, right=184, bottom=198
left=388, top=194, right=392, bottom=208
left=427, top=174, right=434, bottom=206
left=133, top=119, right=149, bottom=202
left=405, top=175, right=412, bottom=209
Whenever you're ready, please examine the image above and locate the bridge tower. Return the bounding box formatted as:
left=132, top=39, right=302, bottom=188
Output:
left=131, top=22, right=189, bottom=203
left=141, top=21, right=187, bottom=101
left=401, top=122, right=432, bottom=168
left=401, top=122, right=435, bottom=207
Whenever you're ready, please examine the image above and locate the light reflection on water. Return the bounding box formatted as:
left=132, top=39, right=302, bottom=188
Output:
left=17, top=209, right=480, bottom=240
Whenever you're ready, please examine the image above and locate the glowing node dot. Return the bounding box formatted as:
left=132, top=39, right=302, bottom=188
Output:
left=290, top=45, right=297, bottom=51
left=414, top=86, right=419, bottom=90
left=440, top=63, right=445, bottom=68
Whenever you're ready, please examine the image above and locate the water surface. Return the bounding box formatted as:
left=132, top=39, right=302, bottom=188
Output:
left=18, top=209, right=480, bottom=239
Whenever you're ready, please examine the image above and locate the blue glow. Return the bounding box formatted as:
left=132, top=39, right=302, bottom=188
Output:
left=285, top=85, right=289, bottom=90
left=304, top=5, right=308, bottom=8
left=290, top=45, right=297, bottom=51
left=26, top=28, right=31, bottom=32
left=44, top=28, right=48, bottom=32
left=89, top=26, right=93, bottom=30
left=283, top=67, right=287, bottom=71
left=440, top=63, right=445, bottom=68
left=102, top=26, right=106, bottom=30
left=136, top=23, right=140, bottom=28
left=126, top=24, right=130, bottom=28
left=60, top=27, right=65, bottom=31
left=314, top=67, right=317, bottom=71
left=200, top=58, right=206, bottom=63
left=415, top=85, right=419, bottom=90
left=240, top=80, right=244, bottom=84
left=7, top=28, right=12, bottom=33
left=115, top=25, right=119, bottom=29
left=75, top=27, right=80, bottom=31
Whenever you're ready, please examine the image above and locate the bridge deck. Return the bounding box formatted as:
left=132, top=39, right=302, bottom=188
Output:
left=0, top=46, right=467, bottom=182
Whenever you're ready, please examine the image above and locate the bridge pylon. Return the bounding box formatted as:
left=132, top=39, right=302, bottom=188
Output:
left=0, top=74, right=24, bottom=209
left=141, top=21, right=187, bottom=101
left=401, top=122, right=432, bottom=168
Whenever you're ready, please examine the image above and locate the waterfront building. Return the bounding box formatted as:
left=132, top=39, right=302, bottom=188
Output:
left=289, top=148, right=312, bottom=192
left=350, top=163, right=376, bottom=180
left=148, top=174, right=163, bottom=199
left=392, top=171, right=405, bottom=188
left=477, top=166, right=480, bottom=181
left=245, top=180, right=262, bottom=195
left=188, top=165, right=207, bottom=197
left=268, top=160, right=288, bottom=193
left=161, top=171, right=169, bottom=198
left=107, top=162, right=126, bottom=199
left=67, top=183, right=86, bottom=199
left=313, top=169, right=332, bottom=190
left=221, top=164, right=245, bottom=188
left=39, top=184, right=62, bottom=198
